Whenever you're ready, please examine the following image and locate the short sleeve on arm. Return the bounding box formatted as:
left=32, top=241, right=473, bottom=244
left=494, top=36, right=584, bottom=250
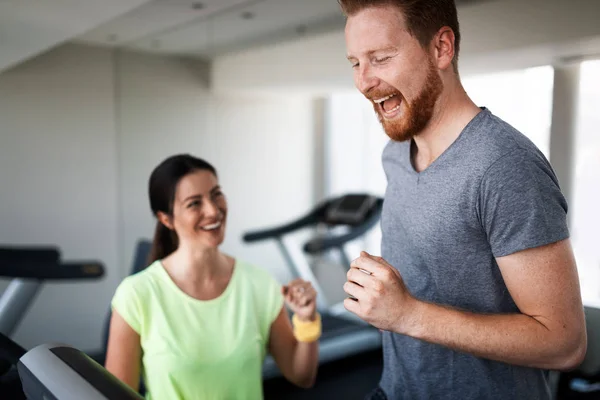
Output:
left=111, top=277, right=143, bottom=334
left=259, top=271, right=285, bottom=340
left=478, top=150, right=570, bottom=258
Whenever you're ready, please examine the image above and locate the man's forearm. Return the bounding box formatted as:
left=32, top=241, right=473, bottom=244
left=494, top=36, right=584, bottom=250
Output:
left=399, top=300, right=585, bottom=370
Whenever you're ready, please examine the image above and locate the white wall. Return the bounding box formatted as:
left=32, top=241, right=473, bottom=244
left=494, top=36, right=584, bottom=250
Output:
left=0, top=44, right=317, bottom=351
left=208, top=94, right=316, bottom=283
left=116, top=51, right=316, bottom=284
left=115, top=50, right=213, bottom=278
left=0, top=44, right=119, bottom=351
left=211, top=0, right=600, bottom=93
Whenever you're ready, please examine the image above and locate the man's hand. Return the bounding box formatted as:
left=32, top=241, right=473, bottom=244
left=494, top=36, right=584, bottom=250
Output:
left=343, top=251, right=419, bottom=332
left=343, top=241, right=586, bottom=371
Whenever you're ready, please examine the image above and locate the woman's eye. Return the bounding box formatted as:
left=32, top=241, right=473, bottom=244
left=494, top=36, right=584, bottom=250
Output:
left=188, top=200, right=200, bottom=208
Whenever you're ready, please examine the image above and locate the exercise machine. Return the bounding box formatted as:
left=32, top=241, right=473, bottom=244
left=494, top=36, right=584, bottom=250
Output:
left=0, top=246, right=104, bottom=336
left=243, top=193, right=384, bottom=378
left=0, top=246, right=143, bottom=399
left=17, top=342, right=143, bottom=399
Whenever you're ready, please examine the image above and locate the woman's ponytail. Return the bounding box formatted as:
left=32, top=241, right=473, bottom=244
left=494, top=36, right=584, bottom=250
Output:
left=148, top=221, right=178, bottom=264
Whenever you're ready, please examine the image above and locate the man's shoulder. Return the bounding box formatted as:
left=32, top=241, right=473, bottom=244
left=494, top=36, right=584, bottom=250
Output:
left=380, top=108, right=552, bottom=183
left=464, top=108, right=547, bottom=168
left=381, top=108, right=545, bottom=165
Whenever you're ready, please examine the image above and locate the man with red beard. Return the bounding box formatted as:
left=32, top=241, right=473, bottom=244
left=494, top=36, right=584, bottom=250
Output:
left=339, top=1, right=587, bottom=399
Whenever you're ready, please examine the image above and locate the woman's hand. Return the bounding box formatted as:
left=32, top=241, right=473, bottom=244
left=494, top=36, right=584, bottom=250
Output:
left=269, top=279, right=320, bottom=388
left=282, top=279, right=317, bottom=321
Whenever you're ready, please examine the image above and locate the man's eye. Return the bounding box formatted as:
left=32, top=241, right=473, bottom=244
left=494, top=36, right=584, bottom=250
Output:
left=375, top=56, right=391, bottom=63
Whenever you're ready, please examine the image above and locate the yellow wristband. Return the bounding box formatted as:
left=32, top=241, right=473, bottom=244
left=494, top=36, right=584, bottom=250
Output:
left=292, top=312, right=322, bottom=343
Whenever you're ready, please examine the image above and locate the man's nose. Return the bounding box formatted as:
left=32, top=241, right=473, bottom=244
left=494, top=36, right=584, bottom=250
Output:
left=356, top=64, right=379, bottom=95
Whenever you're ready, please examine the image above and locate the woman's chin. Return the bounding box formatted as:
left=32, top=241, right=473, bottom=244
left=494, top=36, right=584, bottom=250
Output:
left=200, top=233, right=225, bottom=248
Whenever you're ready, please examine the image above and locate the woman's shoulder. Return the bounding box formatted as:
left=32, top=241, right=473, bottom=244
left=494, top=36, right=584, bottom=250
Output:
left=234, top=259, right=281, bottom=288
left=234, top=259, right=284, bottom=324
left=115, top=260, right=163, bottom=296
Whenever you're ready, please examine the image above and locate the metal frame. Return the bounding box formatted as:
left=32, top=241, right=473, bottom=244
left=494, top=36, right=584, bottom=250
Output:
left=277, top=236, right=330, bottom=310
left=0, top=280, right=42, bottom=336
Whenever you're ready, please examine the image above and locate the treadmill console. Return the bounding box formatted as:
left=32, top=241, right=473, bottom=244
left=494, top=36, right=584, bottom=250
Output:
left=325, top=194, right=377, bottom=226
left=18, top=343, right=144, bottom=400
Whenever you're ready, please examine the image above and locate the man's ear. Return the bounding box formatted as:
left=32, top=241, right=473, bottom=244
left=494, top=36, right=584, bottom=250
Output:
left=433, top=26, right=455, bottom=71
left=157, top=211, right=174, bottom=230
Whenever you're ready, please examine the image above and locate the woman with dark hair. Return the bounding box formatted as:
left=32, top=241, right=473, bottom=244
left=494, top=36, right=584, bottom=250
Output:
left=105, top=154, right=320, bottom=400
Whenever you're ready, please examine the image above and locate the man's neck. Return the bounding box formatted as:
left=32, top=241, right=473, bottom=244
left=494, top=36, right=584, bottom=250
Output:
left=411, top=83, right=481, bottom=172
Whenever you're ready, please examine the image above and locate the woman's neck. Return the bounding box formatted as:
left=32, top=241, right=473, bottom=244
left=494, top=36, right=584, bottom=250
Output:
left=165, top=244, right=231, bottom=285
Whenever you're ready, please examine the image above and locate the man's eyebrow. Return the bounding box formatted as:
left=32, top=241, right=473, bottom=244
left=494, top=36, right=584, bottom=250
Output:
left=347, top=46, right=397, bottom=60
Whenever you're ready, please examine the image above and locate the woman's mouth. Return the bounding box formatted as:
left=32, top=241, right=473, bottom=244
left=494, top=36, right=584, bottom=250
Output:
left=200, top=221, right=222, bottom=231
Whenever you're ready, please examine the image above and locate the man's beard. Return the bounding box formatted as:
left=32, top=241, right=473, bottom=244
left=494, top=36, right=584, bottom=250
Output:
left=374, top=59, right=443, bottom=142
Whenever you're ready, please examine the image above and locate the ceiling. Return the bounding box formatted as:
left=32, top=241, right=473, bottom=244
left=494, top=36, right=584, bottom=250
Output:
left=75, top=0, right=493, bottom=59
left=0, top=0, right=496, bottom=73
left=0, top=0, right=152, bottom=73
left=75, top=0, right=348, bottom=59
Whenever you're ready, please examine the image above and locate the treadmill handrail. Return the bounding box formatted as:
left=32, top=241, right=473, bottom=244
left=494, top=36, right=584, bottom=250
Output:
left=0, top=262, right=105, bottom=280
left=303, top=198, right=383, bottom=254
left=242, top=213, right=321, bottom=242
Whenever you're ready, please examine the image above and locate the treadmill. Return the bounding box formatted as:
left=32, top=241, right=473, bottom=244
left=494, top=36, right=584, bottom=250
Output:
left=243, top=193, right=384, bottom=378
left=0, top=246, right=143, bottom=399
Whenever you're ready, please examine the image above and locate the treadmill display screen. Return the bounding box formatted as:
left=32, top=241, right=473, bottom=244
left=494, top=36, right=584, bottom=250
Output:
left=326, top=195, right=376, bottom=225
left=335, top=195, right=369, bottom=213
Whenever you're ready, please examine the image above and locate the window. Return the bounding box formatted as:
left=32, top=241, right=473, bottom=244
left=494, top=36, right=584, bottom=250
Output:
left=325, top=93, right=388, bottom=199
left=571, top=60, right=600, bottom=304
left=461, top=66, right=555, bottom=158
left=325, top=93, right=388, bottom=255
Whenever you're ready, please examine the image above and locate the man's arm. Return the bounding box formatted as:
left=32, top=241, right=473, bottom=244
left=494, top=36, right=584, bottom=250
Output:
left=344, top=240, right=587, bottom=371
left=405, top=239, right=586, bottom=370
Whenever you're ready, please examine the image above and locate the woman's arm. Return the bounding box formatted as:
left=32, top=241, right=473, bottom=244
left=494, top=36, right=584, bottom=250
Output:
left=268, top=306, right=319, bottom=388
left=104, top=310, right=142, bottom=391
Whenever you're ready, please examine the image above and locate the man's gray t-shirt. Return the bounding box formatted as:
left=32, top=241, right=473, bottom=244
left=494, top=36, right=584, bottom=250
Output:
left=379, top=108, right=569, bottom=399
